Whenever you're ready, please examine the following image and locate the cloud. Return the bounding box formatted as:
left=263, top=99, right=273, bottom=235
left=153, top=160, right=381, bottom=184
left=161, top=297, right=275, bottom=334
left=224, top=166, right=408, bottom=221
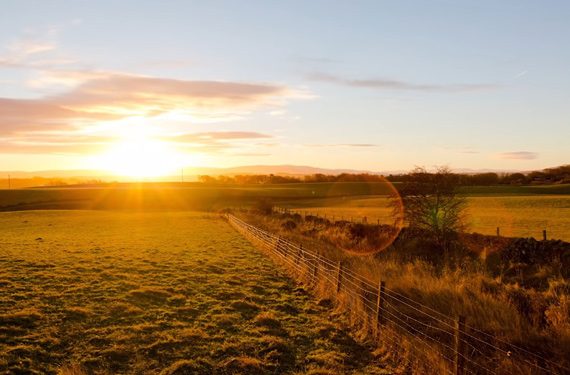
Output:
left=494, top=151, right=538, bottom=160
left=0, top=98, right=122, bottom=135
left=0, top=72, right=303, bottom=137
left=0, top=27, right=59, bottom=68
left=309, top=73, right=503, bottom=92
left=166, top=131, right=274, bottom=143
left=305, top=143, right=380, bottom=148
left=0, top=134, right=117, bottom=154
left=48, top=73, right=299, bottom=115
left=222, top=152, right=272, bottom=157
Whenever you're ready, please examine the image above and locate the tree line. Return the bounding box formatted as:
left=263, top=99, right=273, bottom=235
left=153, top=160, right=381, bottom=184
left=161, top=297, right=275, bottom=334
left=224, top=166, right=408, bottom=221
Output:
left=198, top=173, right=387, bottom=184
left=198, top=164, right=570, bottom=185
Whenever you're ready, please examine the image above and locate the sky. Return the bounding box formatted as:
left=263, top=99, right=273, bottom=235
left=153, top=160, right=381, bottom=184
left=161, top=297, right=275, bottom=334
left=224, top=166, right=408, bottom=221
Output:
left=0, top=0, right=569, bottom=175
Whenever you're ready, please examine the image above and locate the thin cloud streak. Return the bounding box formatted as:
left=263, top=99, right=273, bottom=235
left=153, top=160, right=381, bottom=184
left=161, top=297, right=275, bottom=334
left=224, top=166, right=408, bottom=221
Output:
left=310, top=73, right=504, bottom=92
left=304, top=143, right=380, bottom=148
left=165, top=132, right=274, bottom=143
left=494, top=151, right=538, bottom=160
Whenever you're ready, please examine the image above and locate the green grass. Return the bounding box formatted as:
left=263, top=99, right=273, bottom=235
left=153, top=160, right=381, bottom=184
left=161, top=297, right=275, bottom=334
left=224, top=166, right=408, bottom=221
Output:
left=464, top=195, right=570, bottom=240
left=1, top=182, right=568, bottom=212
left=0, top=182, right=397, bottom=211
left=0, top=211, right=391, bottom=375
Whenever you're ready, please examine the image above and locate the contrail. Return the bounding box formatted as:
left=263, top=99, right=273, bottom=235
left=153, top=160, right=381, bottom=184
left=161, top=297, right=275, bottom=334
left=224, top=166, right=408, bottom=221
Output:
left=513, top=70, right=528, bottom=79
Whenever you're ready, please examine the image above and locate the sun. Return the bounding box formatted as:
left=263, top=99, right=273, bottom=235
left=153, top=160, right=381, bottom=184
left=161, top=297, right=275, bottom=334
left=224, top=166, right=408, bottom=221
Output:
left=95, top=138, right=183, bottom=178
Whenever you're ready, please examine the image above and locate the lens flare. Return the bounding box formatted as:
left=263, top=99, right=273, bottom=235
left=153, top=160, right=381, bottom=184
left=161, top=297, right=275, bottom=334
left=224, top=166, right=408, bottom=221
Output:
left=326, top=178, right=404, bottom=256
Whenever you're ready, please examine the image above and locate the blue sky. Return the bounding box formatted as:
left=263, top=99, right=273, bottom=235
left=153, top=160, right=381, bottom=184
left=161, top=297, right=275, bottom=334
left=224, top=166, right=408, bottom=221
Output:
left=0, top=0, right=568, bottom=174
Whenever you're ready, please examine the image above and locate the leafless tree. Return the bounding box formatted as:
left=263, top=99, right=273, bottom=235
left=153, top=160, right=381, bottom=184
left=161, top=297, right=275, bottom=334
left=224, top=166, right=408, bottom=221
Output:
left=396, top=166, right=468, bottom=241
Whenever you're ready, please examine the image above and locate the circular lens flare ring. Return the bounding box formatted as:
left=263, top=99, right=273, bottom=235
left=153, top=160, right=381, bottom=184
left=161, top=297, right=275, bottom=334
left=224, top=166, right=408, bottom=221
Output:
left=328, top=178, right=404, bottom=256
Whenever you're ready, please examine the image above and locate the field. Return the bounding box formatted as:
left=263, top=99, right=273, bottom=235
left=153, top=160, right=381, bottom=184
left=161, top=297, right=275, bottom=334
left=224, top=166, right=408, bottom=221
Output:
left=280, top=195, right=570, bottom=242
left=0, top=182, right=397, bottom=211
left=1, top=183, right=569, bottom=242
left=0, top=211, right=391, bottom=375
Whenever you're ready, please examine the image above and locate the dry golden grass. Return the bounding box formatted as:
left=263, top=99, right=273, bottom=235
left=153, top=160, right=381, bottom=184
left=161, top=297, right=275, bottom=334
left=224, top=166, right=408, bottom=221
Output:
left=236, top=209, right=570, bottom=375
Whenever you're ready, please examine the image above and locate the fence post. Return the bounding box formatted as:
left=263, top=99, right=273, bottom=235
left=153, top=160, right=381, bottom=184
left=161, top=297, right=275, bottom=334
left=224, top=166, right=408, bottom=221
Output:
left=497, top=227, right=500, bottom=236
left=543, top=230, right=547, bottom=241
left=363, top=216, right=367, bottom=224
left=376, top=281, right=386, bottom=328
left=454, top=315, right=466, bottom=375
left=313, top=252, right=319, bottom=282
left=336, top=261, right=343, bottom=294
left=295, top=245, right=302, bottom=265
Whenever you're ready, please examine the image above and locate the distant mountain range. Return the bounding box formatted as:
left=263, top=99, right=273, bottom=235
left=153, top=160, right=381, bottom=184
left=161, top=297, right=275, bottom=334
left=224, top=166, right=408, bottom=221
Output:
left=1, top=165, right=522, bottom=181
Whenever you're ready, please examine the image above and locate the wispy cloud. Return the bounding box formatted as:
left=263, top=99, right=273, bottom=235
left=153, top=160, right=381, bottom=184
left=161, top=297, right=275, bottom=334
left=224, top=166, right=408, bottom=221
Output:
left=305, top=143, right=380, bottom=148
left=223, top=152, right=272, bottom=157
left=0, top=134, right=117, bottom=154
left=0, top=27, right=59, bottom=68
left=309, top=73, right=503, bottom=92
left=166, top=132, right=274, bottom=143
left=0, top=68, right=306, bottom=155
left=494, top=151, right=538, bottom=160
left=0, top=72, right=305, bottom=135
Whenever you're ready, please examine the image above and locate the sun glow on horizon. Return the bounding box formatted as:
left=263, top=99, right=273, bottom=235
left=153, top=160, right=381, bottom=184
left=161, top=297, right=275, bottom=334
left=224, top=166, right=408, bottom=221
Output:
left=93, top=138, right=185, bottom=178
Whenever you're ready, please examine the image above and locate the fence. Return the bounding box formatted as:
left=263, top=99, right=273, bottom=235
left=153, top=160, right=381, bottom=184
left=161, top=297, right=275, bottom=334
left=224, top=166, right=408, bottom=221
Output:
left=275, top=206, right=555, bottom=241
left=228, top=214, right=568, bottom=375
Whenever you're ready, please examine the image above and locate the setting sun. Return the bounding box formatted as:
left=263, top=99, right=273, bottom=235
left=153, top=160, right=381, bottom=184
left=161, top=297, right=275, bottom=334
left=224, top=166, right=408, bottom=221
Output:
left=95, top=138, right=183, bottom=178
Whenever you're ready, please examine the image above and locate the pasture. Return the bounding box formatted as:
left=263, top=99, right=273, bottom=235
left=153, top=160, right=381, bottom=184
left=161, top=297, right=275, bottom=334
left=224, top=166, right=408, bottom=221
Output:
left=280, top=195, right=570, bottom=242
left=0, top=211, right=390, bottom=375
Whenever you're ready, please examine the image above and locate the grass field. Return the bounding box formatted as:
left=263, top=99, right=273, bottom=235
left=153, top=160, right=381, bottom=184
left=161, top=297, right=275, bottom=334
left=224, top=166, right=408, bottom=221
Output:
left=0, top=182, right=397, bottom=211
left=281, top=195, right=570, bottom=242
left=0, top=210, right=392, bottom=375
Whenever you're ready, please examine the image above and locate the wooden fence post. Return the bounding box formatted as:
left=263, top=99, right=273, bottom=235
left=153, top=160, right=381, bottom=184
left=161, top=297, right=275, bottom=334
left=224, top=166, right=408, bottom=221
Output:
left=313, top=252, right=319, bottom=282
left=497, top=227, right=500, bottom=236
left=376, top=281, right=386, bottom=328
left=336, top=261, right=343, bottom=294
left=363, top=216, right=367, bottom=224
left=543, top=230, right=547, bottom=241
left=295, top=245, right=302, bottom=265
left=454, top=315, right=466, bottom=375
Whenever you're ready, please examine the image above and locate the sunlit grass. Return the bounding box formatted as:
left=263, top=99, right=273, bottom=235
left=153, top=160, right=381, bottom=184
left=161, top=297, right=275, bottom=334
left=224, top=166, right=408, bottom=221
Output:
left=0, top=210, right=391, bottom=375
left=284, top=195, right=570, bottom=241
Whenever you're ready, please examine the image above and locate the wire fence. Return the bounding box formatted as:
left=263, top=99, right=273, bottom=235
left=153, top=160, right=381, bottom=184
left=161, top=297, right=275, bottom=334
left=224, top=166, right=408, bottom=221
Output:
left=228, top=213, right=568, bottom=375
left=274, top=207, right=557, bottom=242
